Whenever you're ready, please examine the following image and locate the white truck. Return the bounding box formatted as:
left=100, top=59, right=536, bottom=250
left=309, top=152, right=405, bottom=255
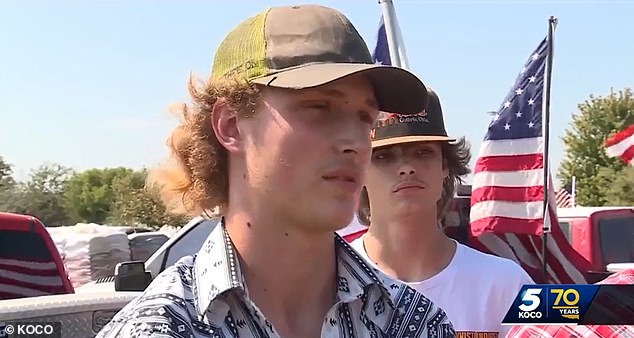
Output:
left=0, top=216, right=220, bottom=337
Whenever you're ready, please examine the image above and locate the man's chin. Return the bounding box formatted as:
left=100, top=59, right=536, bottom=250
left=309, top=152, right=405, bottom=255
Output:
left=392, top=202, right=428, bottom=217
left=315, top=208, right=357, bottom=232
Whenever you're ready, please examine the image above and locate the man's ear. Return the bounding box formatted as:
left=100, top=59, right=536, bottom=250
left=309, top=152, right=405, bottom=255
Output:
left=358, top=186, right=371, bottom=225
left=441, top=157, right=450, bottom=179
left=211, top=98, right=243, bottom=154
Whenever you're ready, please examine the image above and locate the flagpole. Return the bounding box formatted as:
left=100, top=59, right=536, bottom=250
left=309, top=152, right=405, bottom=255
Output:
left=392, top=7, right=410, bottom=69
left=378, top=0, right=403, bottom=68
left=542, top=16, right=558, bottom=283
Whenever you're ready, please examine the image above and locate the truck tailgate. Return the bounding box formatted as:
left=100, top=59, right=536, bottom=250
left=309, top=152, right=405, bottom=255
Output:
left=0, top=291, right=139, bottom=337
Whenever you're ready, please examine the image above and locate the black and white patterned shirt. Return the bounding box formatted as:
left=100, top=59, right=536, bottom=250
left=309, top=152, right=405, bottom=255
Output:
left=97, top=221, right=455, bottom=337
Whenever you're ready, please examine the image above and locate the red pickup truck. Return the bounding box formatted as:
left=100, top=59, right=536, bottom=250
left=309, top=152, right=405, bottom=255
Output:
left=0, top=212, right=74, bottom=300
left=443, top=187, right=634, bottom=282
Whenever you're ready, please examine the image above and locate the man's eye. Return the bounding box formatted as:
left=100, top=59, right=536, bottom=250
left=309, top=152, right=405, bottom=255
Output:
left=416, top=147, right=434, bottom=155
left=373, top=152, right=391, bottom=161
left=360, top=112, right=374, bottom=124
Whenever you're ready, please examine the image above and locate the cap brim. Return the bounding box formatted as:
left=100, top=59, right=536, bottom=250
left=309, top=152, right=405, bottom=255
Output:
left=372, top=135, right=456, bottom=149
left=250, top=63, right=428, bottom=115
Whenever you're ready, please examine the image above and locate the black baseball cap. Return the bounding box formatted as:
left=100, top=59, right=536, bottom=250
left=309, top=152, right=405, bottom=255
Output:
left=371, top=88, right=456, bottom=148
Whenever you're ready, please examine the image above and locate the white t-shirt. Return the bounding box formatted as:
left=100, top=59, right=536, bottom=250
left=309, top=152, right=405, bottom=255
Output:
left=350, top=236, right=533, bottom=338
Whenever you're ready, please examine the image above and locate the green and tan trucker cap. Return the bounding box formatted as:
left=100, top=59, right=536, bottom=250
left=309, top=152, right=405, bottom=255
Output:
left=210, top=4, right=429, bottom=115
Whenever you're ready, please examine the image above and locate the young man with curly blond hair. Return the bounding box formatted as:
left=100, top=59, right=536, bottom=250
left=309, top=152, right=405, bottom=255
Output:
left=97, top=4, right=456, bottom=338
left=349, top=89, right=533, bottom=338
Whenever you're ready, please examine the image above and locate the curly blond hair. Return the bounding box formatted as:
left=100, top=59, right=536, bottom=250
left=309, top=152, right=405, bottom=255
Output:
left=147, top=76, right=261, bottom=217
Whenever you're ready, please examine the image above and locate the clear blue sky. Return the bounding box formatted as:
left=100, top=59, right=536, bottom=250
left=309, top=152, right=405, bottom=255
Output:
left=1, top=1, right=633, bottom=186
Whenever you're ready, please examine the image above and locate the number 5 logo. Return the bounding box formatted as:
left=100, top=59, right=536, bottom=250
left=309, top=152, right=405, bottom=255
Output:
left=519, top=288, right=542, bottom=312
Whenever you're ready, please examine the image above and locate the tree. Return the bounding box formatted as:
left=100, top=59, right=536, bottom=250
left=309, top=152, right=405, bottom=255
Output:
left=3, top=163, right=73, bottom=225
left=597, top=166, right=634, bottom=205
left=0, top=156, right=17, bottom=212
left=1, top=161, right=189, bottom=228
left=107, top=168, right=188, bottom=228
left=0, top=156, right=15, bottom=190
left=61, top=167, right=139, bottom=224
left=558, top=88, right=634, bottom=206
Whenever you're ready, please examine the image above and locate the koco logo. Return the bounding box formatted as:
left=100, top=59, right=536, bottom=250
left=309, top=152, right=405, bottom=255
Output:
left=518, top=288, right=543, bottom=319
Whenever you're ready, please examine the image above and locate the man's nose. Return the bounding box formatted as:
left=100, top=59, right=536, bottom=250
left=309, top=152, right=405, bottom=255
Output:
left=334, top=127, right=371, bottom=158
left=399, top=163, right=416, bottom=176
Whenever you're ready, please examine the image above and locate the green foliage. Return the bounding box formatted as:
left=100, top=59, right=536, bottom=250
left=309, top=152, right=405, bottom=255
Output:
left=597, top=166, right=634, bottom=206
left=558, top=88, right=634, bottom=206
left=1, top=163, right=73, bottom=226
left=106, top=168, right=188, bottom=229
left=0, top=156, right=15, bottom=190
left=0, top=157, right=17, bottom=211
left=61, top=167, right=139, bottom=223
left=0, top=158, right=188, bottom=228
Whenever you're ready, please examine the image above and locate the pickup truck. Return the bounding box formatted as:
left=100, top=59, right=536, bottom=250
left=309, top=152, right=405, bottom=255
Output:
left=0, top=212, right=74, bottom=300
left=0, top=216, right=219, bottom=337
left=556, top=206, right=634, bottom=274
left=442, top=186, right=634, bottom=283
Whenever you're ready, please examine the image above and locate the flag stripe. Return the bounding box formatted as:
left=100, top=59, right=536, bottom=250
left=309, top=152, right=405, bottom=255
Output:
left=0, top=277, right=65, bottom=294
left=0, top=263, right=64, bottom=277
left=606, top=135, right=634, bottom=157
left=0, top=283, right=52, bottom=297
left=621, top=145, right=634, bottom=164
left=470, top=200, right=542, bottom=221
left=469, top=232, right=588, bottom=284
left=509, top=234, right=542, bottom=269
left=472, top=169, right=543, bottom=188
left=474, top=153, right=543, bottom=172
left=479, top=138, right=544, bottom=157
left=605, top=123, right=634, bottom=147
left=555, top=188, right=572, bottom=208
left=0, top=269, right=63, bottom=287
left=0, top=291, right=37, bottom=299
left=469, top=216, right=543, bottom=235
left=471, top=186, right=544, bottom=204
left=0, top=258, right=59, bottom=269
left=544, top=222, right=588, bottom=283
left=605, top=123, right=634, bottom=166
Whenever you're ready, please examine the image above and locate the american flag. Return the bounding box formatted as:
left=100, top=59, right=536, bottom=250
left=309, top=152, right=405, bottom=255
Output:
left=468, top=38, right=591, bottom=284
left=605, top=123, right=634, bottom=165
left=555, top=188, right=573, bottom=208
left=0, top=257, right=68, bottom=300
left=469, top=38, right=549, bottom=236
left=372, top=15, right=391, bottom=65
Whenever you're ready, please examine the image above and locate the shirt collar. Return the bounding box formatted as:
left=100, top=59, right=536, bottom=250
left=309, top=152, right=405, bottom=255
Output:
left=334, top=235, right=396, bottom=309
left=192, top=219, right=395, bottom=319
left=192, top=218, right=244, bottom=319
